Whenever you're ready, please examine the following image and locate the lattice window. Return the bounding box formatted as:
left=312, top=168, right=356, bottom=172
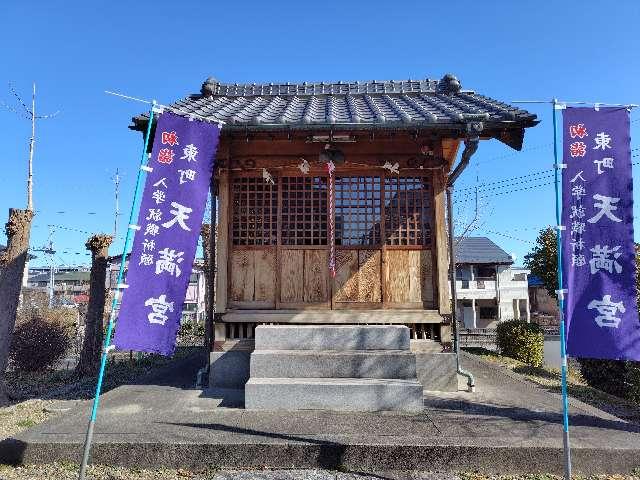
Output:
left=384, top=176, right=431, bottom=246
left=334, top=176, right=382, bottom=246
left=231, top=177, right=278, bottom=245
left=281, top=176, right=328, bottom=245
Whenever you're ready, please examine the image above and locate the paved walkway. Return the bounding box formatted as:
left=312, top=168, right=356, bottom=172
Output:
left=2, top=352, right=640, bottom=475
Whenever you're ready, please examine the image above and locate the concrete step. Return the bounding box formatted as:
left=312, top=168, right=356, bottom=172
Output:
left=253, top=325, right=410, bottom=351
left=245, top=377, right=424, bottom=412
left=250, top=350, right=417, bottom=379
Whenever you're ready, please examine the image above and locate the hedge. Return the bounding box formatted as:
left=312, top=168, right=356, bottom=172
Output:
left=10, top=316, right=72, bottom=371
left=496, top=319, right=544, bottom=367
left=578, top=358, right=640, bottom=402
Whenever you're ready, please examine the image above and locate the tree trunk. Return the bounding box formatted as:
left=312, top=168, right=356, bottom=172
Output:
left=0, top=209, right=34, bottom=406
left=76, top=234, right=112, bottom=376
left=201, top=223, right=213, bottom=350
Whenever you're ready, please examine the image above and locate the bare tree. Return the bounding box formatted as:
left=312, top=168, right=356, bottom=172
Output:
left=76, top=234, right=113, bottom=376
left=0, top=209, right=34, bottom=406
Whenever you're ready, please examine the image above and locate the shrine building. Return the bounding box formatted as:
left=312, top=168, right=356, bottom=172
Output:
left=133, top=74, right=538, bottom=394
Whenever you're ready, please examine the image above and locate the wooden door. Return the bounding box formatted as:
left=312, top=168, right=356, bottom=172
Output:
left=227, top=172, right=435, bottom=311
left=228, top=176, right=278, bottom=309
left=332, top=175, right=383, bottom=308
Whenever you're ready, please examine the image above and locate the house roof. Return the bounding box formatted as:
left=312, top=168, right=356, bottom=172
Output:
left=29, top=271, right=90, bottom=283
left=131, top=74, right=538, bottom=149
left=528, top=275, right=545, bottom=287
left=454, top=236, right=513, bottom=265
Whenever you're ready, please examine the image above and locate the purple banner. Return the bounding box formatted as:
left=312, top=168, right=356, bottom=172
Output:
left=114, top=112, right=220, bottom=355
left=562, top=107, right=639, bottom=360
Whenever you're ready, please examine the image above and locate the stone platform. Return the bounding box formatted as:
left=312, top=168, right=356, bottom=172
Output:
left=4, top=353, right=640, bottom=475
left=210, top=328, right=458, bottom=393
left=245, top=325, right=424, bottom=412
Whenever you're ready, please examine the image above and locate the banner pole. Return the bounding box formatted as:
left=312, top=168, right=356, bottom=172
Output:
left=78, top=102, right=157, bottom=480
left=552, top=98, right=572, bottom=480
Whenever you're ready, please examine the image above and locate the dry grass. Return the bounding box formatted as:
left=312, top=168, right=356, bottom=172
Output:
left=463, top=348, right=640, bottom=423
left=459, top=474, right=640, bottom=480
left=0, top=466, right=638, bottom=480
left=0, top=346, right=202, bottom=441
left=0, top=462, right=218, bottom=479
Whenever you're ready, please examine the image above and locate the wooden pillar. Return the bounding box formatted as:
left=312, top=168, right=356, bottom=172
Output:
left=433, top=167, right=451, bottom=315
left=215, top=170, right=229, bottom=314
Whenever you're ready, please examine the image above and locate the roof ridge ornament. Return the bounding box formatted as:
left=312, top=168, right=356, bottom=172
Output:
left=201, top=77, right=220, bottom=97
left=436, top=74, right=462, bottom=96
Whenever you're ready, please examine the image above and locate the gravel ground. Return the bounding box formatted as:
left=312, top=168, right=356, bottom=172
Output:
left=0, top=465, right=639, bottom=480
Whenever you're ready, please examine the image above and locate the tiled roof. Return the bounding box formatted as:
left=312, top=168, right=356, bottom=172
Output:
left=454, top=237, right=514, bottom=265
left=30, top=271, right=90, bottom=283
left=132, top=74, right=537, bottom=138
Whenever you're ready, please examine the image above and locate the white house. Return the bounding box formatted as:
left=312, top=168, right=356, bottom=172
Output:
left=453, top=237, right=530, bottom=329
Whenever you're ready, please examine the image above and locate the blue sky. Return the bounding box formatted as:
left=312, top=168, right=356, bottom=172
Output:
left=3, top=1, right=640, bottom=267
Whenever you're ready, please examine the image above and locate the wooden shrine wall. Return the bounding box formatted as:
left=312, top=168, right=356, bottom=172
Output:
left=215, top=134, right=456, bottom=316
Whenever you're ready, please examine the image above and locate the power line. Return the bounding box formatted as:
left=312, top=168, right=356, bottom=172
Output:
left=479, top=228, right=535, bottom=244
left=454, top=180, right=554, bottom=204
left=456, top=168, right=553, bottom=192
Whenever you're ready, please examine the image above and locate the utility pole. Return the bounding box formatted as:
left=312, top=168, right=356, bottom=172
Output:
left=27, top=83, right=35, bottom=211
left=2, top=82, right=59, bottom=212
left=111, top=169, right=121, bottom=239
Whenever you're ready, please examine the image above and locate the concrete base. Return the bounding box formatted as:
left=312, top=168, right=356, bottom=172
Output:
left=254, top=325, right=410, bottom=351
left=7, top=352, right=640, bottom=474
left=245, top=377, right=424, bottom=412
left=415, top=352, right=458, bottom=392
left=209, top=351, right=250, bottom=389
left=246, top=325, right=424, bottom=412
left=251, top=350, right=417, bottom=379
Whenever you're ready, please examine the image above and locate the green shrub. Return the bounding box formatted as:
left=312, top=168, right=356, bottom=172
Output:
left=10, top=317, right=72, bottom=371
left=496, top=319, right=544, bottom=367
left=578, top=358, right=640, bottom=402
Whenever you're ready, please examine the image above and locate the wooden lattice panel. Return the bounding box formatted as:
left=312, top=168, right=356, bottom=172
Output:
left=334, top=176, right=382, bottom=246
left=384, top=176, right=431, bottom=246
left=231, top=177, right=278, bottom=245
left=281, top=176, right=328, bottom=245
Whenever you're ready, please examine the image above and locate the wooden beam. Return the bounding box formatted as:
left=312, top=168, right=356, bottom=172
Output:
left=215, top=170, right=230, bottom=313
left=221, top=309, right=443, bottom=324
left=433, top=167, right=451, bottom=315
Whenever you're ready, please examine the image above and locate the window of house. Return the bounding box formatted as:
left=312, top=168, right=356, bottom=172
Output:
left=335, top=176, right=381, bottom=246
left=513, top=272, right=527, bottom=281
left=384, top=176, right=431, bottom=246
left=474, top=265, right=496, bottom=280
left=231, top=177, right=278, bottom=246
left=231, top=174, right=432, bottom=249
left=281, top=176, right=328, bottom=245
left=479, top=306, right=498, bottom=319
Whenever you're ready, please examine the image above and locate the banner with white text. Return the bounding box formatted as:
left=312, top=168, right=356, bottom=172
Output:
left=114, top=112, right=220, bottom=355
left=562, top=107, right=639, bottom=360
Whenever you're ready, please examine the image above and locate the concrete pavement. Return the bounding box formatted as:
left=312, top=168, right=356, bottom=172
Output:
left=2, top=351, right=640, bottom=475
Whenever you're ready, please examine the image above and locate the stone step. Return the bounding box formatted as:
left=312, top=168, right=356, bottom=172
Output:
left=250, top=350, right=417, bottom=379
left=253, top=325, right=410, bottom=351
left=245, top=377, right=424, bottom=412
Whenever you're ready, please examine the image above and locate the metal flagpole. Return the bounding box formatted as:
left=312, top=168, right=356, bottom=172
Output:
left=513, top=98, right=639, bottom=479
left=552, top=98, right=572, bottom=480
left=78, top=102, right=157, bottom=480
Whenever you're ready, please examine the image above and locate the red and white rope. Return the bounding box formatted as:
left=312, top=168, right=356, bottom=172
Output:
left=327, top=160, right=336, bottom=277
